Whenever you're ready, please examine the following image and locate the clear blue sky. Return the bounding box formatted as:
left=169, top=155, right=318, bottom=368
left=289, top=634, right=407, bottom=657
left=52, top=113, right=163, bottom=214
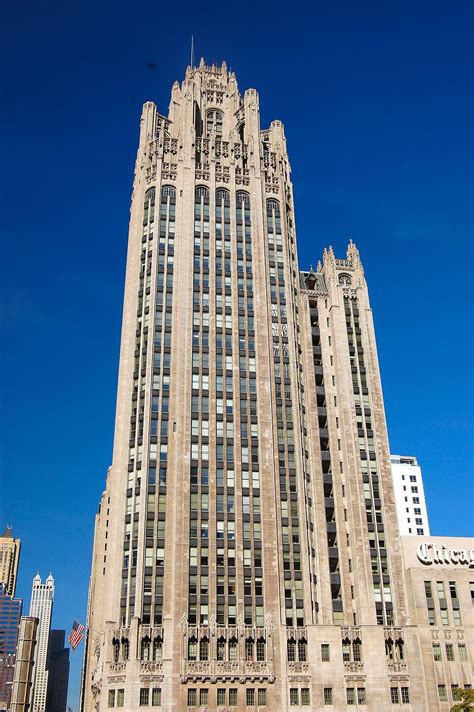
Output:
left=1, top=1, right=472, bottom=709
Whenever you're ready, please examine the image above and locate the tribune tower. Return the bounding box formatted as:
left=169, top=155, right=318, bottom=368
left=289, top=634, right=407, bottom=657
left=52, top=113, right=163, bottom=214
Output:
left=82, top=61, right=471, bottom=711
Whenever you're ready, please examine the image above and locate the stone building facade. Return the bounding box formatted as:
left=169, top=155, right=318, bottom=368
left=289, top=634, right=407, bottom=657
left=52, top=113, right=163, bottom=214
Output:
left=81, top=61, right=473, bottom=711
left=0, top=526, right=21, bottom=597
left=29, top=574, right=54, bottom=712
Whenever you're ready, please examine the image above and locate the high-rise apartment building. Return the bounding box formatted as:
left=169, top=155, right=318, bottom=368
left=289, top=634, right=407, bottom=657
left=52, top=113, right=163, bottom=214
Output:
left=0, top=583, right=22, bottom=710
left=29, top=574, right=54, bottom=712
left=82, top=61, right=473, bottom=711
left=390, top=454, right=430, bottom=535
left=0, top=526, right=21, bottom=597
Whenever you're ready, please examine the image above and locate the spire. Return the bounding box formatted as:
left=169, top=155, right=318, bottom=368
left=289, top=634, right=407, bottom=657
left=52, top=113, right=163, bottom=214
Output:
left=1, top=525, right=14, bottom=539
left=347, top=238, right=359, bottom=260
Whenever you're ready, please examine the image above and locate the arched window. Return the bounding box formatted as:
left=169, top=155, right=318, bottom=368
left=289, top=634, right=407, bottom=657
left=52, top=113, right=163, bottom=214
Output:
left=188, top=637, right=197, bottom=661
left=153, top=637, right=162, bottom=661
left=195, top=185, right=209, bottom=200
left=342, top=638, right=351, bottom=662
left=352, top=638, right=362, bottom=662
left=236, top=190, right=250, bottom=208
left=228, top=637, right=238, bottom=661
left=206, top=110, right=223, bottom=137
left=216, top=188, right=230, bottom=204
left=266, top=198, right=281, bottom=242
left=237, top=122, right=245, bottom=142
left=199, top=637, right=209, bottom=661
left=121, top=638, right=129, bottom=661
left=298, top=638, right=307, bottom=662
left=217, top=637, right=226, bottom=661
left=143, top=188, right=156, bottom=226
left=385, top=638, right=394, bottom=660
left=256, top=637, right=266, bottom=662
left=140, top=636, right=151, bottom=661
left=161, top=185, right=175, bottom=198
left=338, top=273, right=352, bottom=286
left=245, top=637, right=254, bottom=661
left=113, top=638, right=120, bottom=663
left=287, top=638, right=296, bottom=662
left=395, top=638, right=404, bottom=661
left=266, top=198, right=280, bottom=215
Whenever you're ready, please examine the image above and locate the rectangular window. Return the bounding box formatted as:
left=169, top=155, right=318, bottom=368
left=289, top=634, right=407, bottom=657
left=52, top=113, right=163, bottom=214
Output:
left=357, top=688, right=366, bottom=705
left=390, top=688, right=399, bottom=704
left=346, top=688, right=355, bottom=705
left=446, top=644, right=454, bottom=661
left=187, top=689, right=196, bottom=706
left=108, top=690, right=115, bottom=708
left=258, top=689, right=266, bottom=705
left=139, top=689, right=149, bottom=706
left=437, top=581, right=446, bottom=600
left=289, top=688, right=298, bottom=706
left=199, top=689, right=208, bottom=707
left=301, top=688, right=310, bottom=706
left=116, top=690, right=124, bottom=707
left=458, top=643, right=467, bottom=661
left=324, top=688, right=333, bottom=705
left=453, top=609, right=462, bottom=626
left=217, top=689, right=226, bottom=706
left=321, top=643, right=330, bottom=661
left=440, top=609, right=449, bottom=626
left=433, top=643, right=441, bottom=661
left=438, top=685, right=447, bottom=702
left=151, top=688, right=161, bottom=706
left=424, top=581, right=432, bottom=598
left=229, top=689, right=237, bottom=706
left=246, top=689, right=255, bottom=705
left=428, top=608, right=436, bottom=626
left=401, top=687, right=410, bottom=704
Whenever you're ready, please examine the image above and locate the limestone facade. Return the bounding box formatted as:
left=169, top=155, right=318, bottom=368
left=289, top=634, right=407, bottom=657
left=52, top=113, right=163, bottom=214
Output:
left=81, top=61, right=473, bottom=711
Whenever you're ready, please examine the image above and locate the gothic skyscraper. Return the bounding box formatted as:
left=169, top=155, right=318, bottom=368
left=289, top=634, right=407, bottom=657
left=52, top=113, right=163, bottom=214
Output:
left=82, top=61, right=473, bottom=711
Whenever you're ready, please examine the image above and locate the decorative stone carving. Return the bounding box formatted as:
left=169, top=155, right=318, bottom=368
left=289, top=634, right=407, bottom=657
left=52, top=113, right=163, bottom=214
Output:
left=344, top=661, right=364, bottom=674
left=108, top=662, right=126, bottom=674
left=387, top=662, right=408, bottom=674
left=338, top=273, right=352, bottom=286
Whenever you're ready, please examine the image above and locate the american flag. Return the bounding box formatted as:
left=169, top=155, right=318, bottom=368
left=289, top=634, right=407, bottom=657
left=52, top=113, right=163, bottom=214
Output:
left=68, top=620, right=85, bottom=651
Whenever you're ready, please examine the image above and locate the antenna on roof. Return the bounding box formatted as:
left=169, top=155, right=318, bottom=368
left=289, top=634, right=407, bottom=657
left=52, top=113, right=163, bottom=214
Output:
left=190, top=35, right=194, bottom=69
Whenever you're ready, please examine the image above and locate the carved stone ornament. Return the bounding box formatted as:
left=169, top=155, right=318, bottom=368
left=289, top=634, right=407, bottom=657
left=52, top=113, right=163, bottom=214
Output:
left=342, top=287, right=358, bottom=299
left=338, top=272, right=352, bottom=286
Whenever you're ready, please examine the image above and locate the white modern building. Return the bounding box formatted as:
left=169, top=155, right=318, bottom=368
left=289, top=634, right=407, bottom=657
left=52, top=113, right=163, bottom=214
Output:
left=391, top=455, right=430, bottom=536
left=29, top=574, right=54, bottom=712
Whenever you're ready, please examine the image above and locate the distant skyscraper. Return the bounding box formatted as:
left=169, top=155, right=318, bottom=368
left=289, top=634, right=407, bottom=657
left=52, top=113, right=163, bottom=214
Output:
left=29, top=575, right=54, bottom=712
left=0, top=526, right=21, bottom=596
left=45, top=630, right=69, bottom=712
left=81, top=61, right=473, bottom=711
left=0, top=583, right=22, bottom=709
left=390, top=455, right=430, bottom=535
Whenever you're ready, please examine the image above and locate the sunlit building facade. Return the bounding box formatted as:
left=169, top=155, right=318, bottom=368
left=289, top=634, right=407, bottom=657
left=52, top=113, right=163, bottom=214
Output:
left=29, top=574, right=54, bottom=712
left=390, top=455, right=430, bottom=536
left=82, top=61, right=473, bottom=711
left=0, top=526, right=21, bottom=597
